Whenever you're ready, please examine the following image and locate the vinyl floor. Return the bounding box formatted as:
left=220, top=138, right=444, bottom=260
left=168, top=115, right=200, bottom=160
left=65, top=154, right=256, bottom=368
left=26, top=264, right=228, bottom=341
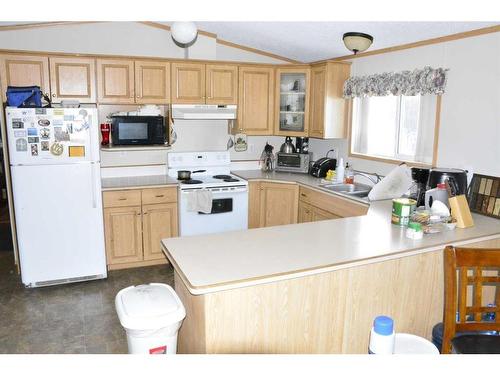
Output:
left=0, top=252, right=174, bottom=354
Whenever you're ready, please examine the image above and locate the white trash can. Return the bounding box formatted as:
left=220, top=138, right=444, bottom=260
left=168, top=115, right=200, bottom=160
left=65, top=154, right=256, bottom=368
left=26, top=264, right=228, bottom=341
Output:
left=115, top=283, right=186, bottom=354
left=394, top=333, right=440, bottom=354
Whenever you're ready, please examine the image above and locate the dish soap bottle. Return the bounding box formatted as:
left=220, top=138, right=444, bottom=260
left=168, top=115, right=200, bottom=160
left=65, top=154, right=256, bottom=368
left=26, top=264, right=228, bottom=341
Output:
left=336, top=158, right=345, bottom=183
left=345, top=162, right=354, bottom=184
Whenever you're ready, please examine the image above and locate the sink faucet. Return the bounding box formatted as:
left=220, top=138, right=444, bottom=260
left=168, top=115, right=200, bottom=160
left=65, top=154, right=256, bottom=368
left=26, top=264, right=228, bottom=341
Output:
left=353, top=171, right=382, bottom=185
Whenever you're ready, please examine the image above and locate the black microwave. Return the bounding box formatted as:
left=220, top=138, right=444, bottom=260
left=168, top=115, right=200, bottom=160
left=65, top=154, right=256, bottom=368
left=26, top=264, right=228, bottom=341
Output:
left=110, top=115, right=167, bottom=146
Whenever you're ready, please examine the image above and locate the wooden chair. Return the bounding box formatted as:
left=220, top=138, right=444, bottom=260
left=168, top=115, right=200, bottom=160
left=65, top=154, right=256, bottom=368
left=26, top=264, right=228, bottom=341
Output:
left=442, top=246, right=500, bottom=354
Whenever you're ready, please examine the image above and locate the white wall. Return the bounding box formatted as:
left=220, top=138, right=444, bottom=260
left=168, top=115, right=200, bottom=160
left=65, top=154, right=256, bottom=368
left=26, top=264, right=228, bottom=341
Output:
left=340, top=32, right=500, bottom=177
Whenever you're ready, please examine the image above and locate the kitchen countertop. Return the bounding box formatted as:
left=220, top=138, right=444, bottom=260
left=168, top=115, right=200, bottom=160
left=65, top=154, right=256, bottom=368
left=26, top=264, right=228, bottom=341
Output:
left=162, top=170, right=500, bottom=295
left=101, top=175, right=178, bottom=191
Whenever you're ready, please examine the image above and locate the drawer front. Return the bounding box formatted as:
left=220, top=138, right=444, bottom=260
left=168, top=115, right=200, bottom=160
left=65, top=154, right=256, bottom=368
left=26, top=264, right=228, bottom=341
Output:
left=103, top=190, right=142, bottom=208
left=141, top=187, right=177, bottom=205
left=299, top=186, right=368, bottom=218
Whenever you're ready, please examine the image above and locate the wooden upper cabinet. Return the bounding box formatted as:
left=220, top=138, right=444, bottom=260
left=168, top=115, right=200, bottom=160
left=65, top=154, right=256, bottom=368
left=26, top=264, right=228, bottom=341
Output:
left=97, top=59, right=135, bottom=104
left=49, top=57, right=96, bottom=103
left=275, top=66, right=311, bottom=137
left=236, top=66, right=274, bottom=135
left=309, top=65, right=327, bottom=138
left=205, top=64, right=238, bottom=104
left=171, top=62, right=206, bottom=104
left=135, top=60, right=170, bottom=104
left=309, top=62, right=351, bottom=139
left=0, top=55, right=50, bottom=102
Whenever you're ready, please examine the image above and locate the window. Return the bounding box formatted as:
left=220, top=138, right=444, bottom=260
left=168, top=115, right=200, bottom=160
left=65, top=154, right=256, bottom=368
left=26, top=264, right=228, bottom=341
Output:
left=350, top=94, right=438, bottom=165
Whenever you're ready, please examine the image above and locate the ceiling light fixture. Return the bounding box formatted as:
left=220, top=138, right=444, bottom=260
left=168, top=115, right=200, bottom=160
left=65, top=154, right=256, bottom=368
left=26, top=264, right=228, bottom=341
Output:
left=171, top=22, right=198, bottom=46
left=342, top=32, right=374, bottom=55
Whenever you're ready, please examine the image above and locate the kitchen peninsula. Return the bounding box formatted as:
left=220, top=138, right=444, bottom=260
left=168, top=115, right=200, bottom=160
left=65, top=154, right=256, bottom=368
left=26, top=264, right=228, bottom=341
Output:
left=161, top=172, right=500, bottom=354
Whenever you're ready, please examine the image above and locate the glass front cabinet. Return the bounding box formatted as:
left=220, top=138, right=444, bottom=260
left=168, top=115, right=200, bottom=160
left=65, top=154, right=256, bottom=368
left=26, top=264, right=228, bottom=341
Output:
left=274, top=67, right=311, bottom=137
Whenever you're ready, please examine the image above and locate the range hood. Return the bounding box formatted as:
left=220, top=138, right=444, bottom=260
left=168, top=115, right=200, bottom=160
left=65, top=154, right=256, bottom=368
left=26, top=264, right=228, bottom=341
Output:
left=171, top=104, right=237, bottom=120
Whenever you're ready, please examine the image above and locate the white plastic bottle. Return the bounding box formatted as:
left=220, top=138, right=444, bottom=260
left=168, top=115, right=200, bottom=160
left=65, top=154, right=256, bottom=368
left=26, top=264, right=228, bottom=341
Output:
left=336, top=158, right=345, bottom=183
left=368, top=315, right=395, bottom=354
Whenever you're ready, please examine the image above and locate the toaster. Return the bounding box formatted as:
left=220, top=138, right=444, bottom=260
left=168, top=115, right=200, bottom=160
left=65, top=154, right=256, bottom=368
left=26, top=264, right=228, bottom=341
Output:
left=309, top=157, right=337, bottom=178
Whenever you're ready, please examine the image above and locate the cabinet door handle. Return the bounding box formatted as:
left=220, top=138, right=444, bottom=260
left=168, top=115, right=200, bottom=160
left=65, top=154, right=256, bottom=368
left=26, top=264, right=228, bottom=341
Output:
left=52, top=93, right=56, bottom=97
left=118, top=198, right=127, bottom=201
left=300, top=193, right=307, bottom=197
left=137, top=213, right=141, bottom=216
left=155, top=194, right=165, bottom=198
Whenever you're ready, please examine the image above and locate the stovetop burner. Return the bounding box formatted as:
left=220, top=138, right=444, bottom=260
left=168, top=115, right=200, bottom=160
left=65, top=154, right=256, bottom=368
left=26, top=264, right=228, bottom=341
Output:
left=213, top=175, right=233, bottom=180
left=223, top=178, right=239, bottom=182
left=181, top=179, right=203, bottom=184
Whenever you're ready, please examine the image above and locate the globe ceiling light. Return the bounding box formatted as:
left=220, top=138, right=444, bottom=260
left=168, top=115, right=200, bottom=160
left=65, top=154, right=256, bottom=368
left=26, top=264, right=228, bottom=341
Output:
left=342, top=32, right=374, bottom=55
left=171, top=22, right=198, bottom=46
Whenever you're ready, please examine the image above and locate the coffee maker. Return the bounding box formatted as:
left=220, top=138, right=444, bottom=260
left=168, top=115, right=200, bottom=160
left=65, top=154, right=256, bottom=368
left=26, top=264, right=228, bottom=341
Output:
left=410, top=167, right=430, bottom=207
left=295, top=137, right=309, bottom=154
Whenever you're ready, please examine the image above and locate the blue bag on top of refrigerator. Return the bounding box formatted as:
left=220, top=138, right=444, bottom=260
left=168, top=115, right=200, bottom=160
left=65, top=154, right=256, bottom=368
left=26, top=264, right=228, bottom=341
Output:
left=6, top=86, right=43, bottom=107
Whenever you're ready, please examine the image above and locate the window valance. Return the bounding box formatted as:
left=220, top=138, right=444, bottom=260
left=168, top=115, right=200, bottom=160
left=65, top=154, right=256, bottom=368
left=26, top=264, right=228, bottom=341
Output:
left=343, top=66, right=448, bottom=98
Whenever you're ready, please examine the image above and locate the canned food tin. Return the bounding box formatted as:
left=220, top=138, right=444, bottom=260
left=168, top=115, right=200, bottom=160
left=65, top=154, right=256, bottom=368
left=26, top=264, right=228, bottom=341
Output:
left=391, top=198, right=417, bottom=226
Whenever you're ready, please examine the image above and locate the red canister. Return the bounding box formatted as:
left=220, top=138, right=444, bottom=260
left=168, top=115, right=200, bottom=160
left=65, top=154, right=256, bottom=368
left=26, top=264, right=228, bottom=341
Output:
left=100, top=123, right=110, bottom=145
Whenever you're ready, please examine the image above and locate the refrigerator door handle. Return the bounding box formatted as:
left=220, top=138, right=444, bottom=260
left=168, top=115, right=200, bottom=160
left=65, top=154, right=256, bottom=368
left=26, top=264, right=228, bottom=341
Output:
left=91, top=164, right=97, bottom=208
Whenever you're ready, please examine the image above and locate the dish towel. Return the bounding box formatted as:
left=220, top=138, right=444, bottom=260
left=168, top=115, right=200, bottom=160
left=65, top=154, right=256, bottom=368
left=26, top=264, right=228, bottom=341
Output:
left=368, top=164, right=413, bottom=201
left=186, top=189, right=213, bottom=214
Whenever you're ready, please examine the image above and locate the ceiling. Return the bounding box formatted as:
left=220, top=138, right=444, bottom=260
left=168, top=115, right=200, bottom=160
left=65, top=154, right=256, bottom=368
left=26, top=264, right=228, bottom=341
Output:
left=0, top=21, right=498, bottom=62
left=192, top=22, right=498, bottom=62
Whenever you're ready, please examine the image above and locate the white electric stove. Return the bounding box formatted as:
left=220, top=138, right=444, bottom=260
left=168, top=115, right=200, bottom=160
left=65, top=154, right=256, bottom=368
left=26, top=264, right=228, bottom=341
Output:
left=167, top=151, right=248, bottom=236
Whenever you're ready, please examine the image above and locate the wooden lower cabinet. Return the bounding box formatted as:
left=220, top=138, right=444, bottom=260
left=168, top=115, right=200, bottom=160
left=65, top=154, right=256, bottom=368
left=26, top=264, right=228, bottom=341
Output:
left=142, top=203, right=178, bottom=261
left=248, top=181, right=298, bottom=228
left=298, top=200, right=341, bottom=223
left=103, top=205, right=143, bottom=265
left=103, top=187, right=178, bottom=269
left=298, top=201, right=313, bottom=223
left=251, top=181, right=368, bottom=227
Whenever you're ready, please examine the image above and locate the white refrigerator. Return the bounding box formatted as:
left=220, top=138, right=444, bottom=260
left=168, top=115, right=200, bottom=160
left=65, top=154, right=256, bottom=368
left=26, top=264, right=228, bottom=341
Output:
left=5, top=107, right=107, bottom=287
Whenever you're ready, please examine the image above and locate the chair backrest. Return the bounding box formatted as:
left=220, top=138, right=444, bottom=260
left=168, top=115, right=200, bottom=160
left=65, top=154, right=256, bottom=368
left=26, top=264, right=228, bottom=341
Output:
left=442, top=246, right=500, bottom=354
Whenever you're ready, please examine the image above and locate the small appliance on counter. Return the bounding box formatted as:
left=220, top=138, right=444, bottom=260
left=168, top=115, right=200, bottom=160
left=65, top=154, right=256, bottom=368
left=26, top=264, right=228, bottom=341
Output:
left=427, top=168, right=468, bottom=196
left=295, top=137, right=309, bottom=154
left=310, top=157, right=337, bottom=178
left=409, top=167, right=430, bottom=207
left=275, top=152, right=311, bottom=174
left=279, top=136, right=296, bottom=154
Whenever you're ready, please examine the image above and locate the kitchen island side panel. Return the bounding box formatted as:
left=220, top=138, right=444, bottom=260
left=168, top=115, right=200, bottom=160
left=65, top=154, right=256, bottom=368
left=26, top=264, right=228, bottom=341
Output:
left=174, top=249, right=444, bottom=354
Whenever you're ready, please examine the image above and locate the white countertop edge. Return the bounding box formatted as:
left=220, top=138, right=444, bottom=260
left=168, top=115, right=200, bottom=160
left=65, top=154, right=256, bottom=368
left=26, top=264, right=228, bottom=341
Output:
left=163, top=233, right=500, bottom=296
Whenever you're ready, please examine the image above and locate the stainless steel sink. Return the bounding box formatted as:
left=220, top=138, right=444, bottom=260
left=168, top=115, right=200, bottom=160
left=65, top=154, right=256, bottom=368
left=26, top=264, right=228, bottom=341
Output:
left=319, top=183, right=372, bottom=198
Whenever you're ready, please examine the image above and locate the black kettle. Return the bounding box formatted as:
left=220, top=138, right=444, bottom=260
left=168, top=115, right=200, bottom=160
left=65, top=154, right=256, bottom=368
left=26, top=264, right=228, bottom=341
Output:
left=279, top=136, right=296, bottom=154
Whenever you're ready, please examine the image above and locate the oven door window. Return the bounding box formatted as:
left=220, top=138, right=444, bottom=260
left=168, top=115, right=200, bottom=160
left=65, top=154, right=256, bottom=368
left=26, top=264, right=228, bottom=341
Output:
left=199, top=198, right=233, bottom=214
left=118, top=122, right=148, bottom=140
